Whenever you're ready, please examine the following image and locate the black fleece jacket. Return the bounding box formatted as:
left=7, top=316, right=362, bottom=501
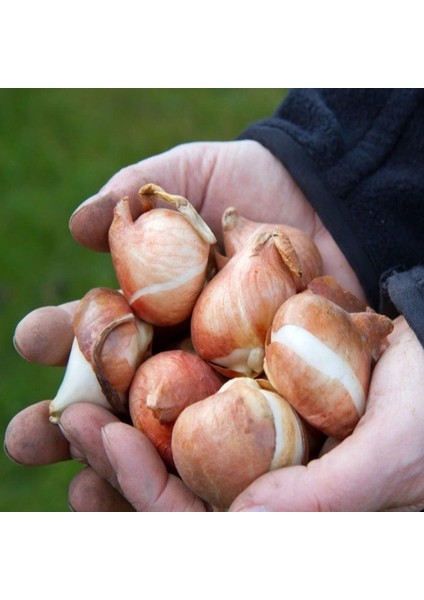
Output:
left=239, top=89, right=424, bottom=348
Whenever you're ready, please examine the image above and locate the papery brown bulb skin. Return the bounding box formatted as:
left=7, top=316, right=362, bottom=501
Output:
left=108, top=198, right=212, bottom=327
left=190, top=230, right=300, bottom=378
left=350, top=311, right=394, bottom=361
left=264, top=291, right=393, bottom=439
left=129, top=350, right=222, bottom=469
left=171, top=378, right=308, bottom=510
left=73, top=287, right=153, bottom=415
left=307, top=275, right=369, bottom=313
left=221, top=207, right=323, bottom=291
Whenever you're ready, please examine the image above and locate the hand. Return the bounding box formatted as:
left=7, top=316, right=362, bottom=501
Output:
left=70, top=140, right=365, bottom=299
left=229, top=316, right=424, bottom=512
left=5, top=139, right=367, bottom=511
left=6, top=296, right=208, bottom=511
left=5, top=401, right=207, bottom=511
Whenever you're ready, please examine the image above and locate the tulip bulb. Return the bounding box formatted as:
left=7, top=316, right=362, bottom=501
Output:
left=171, top=377, right=309, bottom=510
left=129, top=350, right=222, bottom=469
left=221, top=207, right=323, bottom=291
left=49, top=287, right=153, bottom=423
left=264, top=290, right=394, bottom=439
left=108, top=184, right=216, bottom=327
left=191, top=228, right=302, bottom=377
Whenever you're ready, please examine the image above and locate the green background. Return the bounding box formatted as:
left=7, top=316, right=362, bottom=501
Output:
left=0, top=89, right=287, bottom=511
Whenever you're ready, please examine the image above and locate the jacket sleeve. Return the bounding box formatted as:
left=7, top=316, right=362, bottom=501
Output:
left=381, top=266, right=424, bottom=348
left=238, top=89, right=424, bottom=346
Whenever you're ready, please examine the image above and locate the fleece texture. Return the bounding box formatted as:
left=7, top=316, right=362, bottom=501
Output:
left=239, top=89, right=424, bottom=345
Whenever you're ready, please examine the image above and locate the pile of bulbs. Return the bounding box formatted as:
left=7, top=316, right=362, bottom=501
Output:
left=44, top=184, right=393, bottom=510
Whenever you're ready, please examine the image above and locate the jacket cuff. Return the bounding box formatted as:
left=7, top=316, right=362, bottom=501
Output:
left=381, top=265, right=424, bottom=348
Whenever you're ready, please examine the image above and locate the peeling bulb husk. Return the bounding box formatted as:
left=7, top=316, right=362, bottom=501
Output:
left=74, top=287, right=153, bottom=415
left=139, top=184, right=217, bottom=245
left=49, top=287, right=153, bottom=423
left=221, top=207, right=323, bottom=291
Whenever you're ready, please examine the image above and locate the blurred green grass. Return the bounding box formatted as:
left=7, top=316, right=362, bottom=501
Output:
left=0, top=89, right=286, bottom=511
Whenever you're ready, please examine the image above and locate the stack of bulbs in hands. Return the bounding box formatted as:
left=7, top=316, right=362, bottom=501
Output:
left=41, top=184, right=394, bottom=510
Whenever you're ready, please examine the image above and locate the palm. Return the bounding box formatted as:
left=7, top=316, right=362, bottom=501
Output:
left=183, top=141, right=317, bottom=240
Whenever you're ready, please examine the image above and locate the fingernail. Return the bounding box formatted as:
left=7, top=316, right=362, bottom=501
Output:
left=101, top=424, right=115, bottom=463
left=69, top=193, right=103, bottom=231
left=70, top=191, right=107, bottom=217
left=58, top=423, right=86, bottom=464
left=101, top=424, right=118, bottom=465
left=3, top=440, right=22, bottom=465
left=58, top=422, right=71, bottom=442
left=101, top=424, right=111, bottom=448
left=100, top=425, right=122, bottom=490
left=69, top=192, right=113, bottom=252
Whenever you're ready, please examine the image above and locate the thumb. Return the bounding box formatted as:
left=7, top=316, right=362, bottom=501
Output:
left=229, top=436, right=382, bottom=512
left=69, top=142, right=216, bottom=252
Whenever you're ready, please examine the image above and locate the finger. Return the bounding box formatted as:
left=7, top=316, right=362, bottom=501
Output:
left=14, top=301, right=79, bottom=366
left=4, top=400, right=70, bottom=465
left=58, top=403, right=121, bottom=485
left=101, top=422, right=207, bottom=512
left=68, top=466, right=135, bottom=512
left=69, top=143, right=212, bottom=252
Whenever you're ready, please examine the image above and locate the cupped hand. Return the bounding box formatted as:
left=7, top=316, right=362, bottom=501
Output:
left=230, top=316, right=424, bottom=512
left=5, top=139, right=370, bottom=511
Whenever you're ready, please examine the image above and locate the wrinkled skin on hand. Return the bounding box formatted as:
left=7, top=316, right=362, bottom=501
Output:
left=5, top=140, right=423, bottom=511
